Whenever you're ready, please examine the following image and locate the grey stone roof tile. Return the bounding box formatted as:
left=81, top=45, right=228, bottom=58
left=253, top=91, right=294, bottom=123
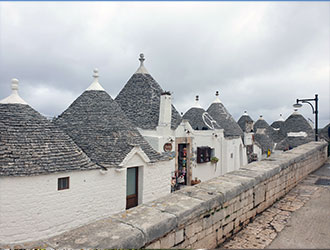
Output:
left=115, top=73, right=182, bottom=130
left=282, top=112, right=314, bottom=136
left=182, top=107, right=221, bottom=131
left=254, top=133, right=274, bottom=154
left=54, top=90, right=164, bottom=168
left=0, top=104, right=99, bottom=176
left=253, top=118, right=283, bottom=143
left=237, top=114, right=254, bottom=132
left=275, top=112, right=314, bottom=150
left=207, top=103, right=243, bottom=137
left=271, top=120, right=284, bottom=130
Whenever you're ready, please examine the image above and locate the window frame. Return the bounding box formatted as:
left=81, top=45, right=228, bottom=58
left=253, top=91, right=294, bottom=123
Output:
left=58, top=177, right=70, bottom=191
left=197, top=146, right=212, bottom=163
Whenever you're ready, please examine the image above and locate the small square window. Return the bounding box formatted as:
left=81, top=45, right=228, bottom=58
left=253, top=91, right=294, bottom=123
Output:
left=197, top=147, right=212, bottom=163
left=58, top=177, right=69, bottom=190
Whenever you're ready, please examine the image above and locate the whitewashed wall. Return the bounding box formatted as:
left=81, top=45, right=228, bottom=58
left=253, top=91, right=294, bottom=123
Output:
left=121, top=147, right=174, bottom=204
left=223, top=137, right=247, bottom=172
left=0, top=157, right=173, bottom=244
left=189, top=130, right=223, bottom=182
left=138, top=120, right=248, bottom=183
left=0, top=169, right=126, bottom=244
left=138, top=126, right=174, bottom=153
left=143, top=159, right=174, bottom=203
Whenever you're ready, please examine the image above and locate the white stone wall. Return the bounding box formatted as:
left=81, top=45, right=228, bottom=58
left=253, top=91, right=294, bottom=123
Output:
left=222, top=137, right=246, bottom=173
left=138, top=126, right=174, bottom=153
left=0, top=169, right=126, bottom=244
left=121, top=147, right=174, bottom=205
left=254, top=144, right=262, bottom=160
left=190, top=130, right=223, bottom=182
left=0, top=157, right=173, bottom=244
left=144, top=142, right=328, bottom=249
left=138, top=121, right=248, bottom=183
left=143, top=159, right=174, bottom=203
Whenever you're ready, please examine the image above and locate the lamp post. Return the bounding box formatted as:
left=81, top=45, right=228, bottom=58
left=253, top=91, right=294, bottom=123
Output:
left=293, top=94, right=318, bottom=141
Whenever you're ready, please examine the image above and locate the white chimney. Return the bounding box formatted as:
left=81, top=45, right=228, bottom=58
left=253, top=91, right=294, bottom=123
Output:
left=158, top=91, right=172, bottom=127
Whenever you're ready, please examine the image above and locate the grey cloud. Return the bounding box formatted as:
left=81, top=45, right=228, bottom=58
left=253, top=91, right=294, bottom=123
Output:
left=0, top=2, right=329, bottom=128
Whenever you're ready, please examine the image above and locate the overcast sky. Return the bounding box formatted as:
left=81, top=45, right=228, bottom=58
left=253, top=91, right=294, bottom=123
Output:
left=0, top=2, right=329, bottom=128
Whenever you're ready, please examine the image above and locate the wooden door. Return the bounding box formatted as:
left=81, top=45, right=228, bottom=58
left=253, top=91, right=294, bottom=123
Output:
left=126, top=167, right=138, bottom=209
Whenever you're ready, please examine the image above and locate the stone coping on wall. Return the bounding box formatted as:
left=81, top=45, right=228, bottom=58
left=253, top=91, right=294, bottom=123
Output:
left=2, top=141, right=327, bottom=249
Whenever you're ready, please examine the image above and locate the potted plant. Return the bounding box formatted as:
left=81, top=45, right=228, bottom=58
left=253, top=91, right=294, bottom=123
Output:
left=211, top=156, right=219, bottom=164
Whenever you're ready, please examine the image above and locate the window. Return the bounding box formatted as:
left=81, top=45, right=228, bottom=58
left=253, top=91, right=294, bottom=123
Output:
left=197, top=147, right=211, bottom=163
left=58, top=177, right=69, bottom=190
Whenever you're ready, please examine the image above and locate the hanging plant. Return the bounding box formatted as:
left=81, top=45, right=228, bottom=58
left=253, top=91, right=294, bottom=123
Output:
left=211, top=156, right=219, bottom=164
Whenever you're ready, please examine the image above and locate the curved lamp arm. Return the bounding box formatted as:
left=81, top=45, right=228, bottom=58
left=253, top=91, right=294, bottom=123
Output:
left=300, top=100, right=315, bottom=114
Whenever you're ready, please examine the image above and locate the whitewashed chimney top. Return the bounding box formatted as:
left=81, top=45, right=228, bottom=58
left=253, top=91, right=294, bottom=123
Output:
left=212, top=90, right=222, bottom=103
left=242, top=110, right=249, bottom=116
left=192, top=95, right=203, bottom=109
left=135, top=53, right=149, bottom=74
left=258, top=115, right=264, bottom=120
left=0, top=78, right=28, bottom=105
left=86, top=68, right=105, bottom=91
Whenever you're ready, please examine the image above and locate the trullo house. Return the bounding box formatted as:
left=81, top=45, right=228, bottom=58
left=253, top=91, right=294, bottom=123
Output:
left=116, top=54, right=248, bottom=189
left=53, top=69, right=173, bottom=209
left=0, top=79, right=103, bottom=244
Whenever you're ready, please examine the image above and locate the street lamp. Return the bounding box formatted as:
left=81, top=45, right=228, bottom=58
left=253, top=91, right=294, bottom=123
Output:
left=293, top=94, right=318, bottom=141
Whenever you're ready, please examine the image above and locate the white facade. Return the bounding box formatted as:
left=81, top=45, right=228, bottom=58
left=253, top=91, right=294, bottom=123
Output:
left=139, top=112, right=248, bottom=185
left=243, top=132, right=263, bottom=162
left=0, top=147, right=173, bottom=244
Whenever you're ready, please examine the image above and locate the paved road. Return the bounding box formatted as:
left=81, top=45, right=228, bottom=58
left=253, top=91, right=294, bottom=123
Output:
left=219, top=158, right=330, bottom=249
left=268, top=160, right=330, bottom=249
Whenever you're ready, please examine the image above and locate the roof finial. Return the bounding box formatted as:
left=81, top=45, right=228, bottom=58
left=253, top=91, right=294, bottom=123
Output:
left=213, top=90, right=222, bottom=103
left=11, top=78, right=19, bottom=94
left=139, top=53, right=145, bottom=66
left=259, top=115, right=263, bottom=120
left=93, top=68, right=99, bottom=81
left=193, top=95, right=202, bottom=108
left=86, top=68, right=105, bottom=91
left=277, top=113, right=285, bottom=121
left=135, top=53, right=149, bottom=74
left=0, top=78, right=28, bottom=105
left=242, top=110, right=248, bottom=116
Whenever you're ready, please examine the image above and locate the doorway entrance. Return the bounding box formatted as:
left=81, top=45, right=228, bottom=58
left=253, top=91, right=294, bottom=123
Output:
left=126, top=167, right=138, bottom=209
left=177, top=143, right=188, bottom=186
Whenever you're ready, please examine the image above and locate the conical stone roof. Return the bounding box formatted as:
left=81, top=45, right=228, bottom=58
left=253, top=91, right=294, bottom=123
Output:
left=207, top=93, right=243, bottom=137
left=271, top=114, right=285, bottom=130
left=0, top=80, right=98, bottom=176
left=183, top=95, right=221, bottom=131
left=254, top=116, right=280, bottom=140
left=254, top=133, right=274, bottom=154
left=54, top=71, right=163, bottom=168
left=237, top=111, right=254, bottom=132
left=282, top=111, right=314, bottom=136
left=115, top=54, right=182, bottom=130
left=254, top=116, right=271, bottom=131
left=270, top=115, right=286, bottom=143
left=253, top=115, right=279, bottom=148
left=276, top=111, right=314, bottom=149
